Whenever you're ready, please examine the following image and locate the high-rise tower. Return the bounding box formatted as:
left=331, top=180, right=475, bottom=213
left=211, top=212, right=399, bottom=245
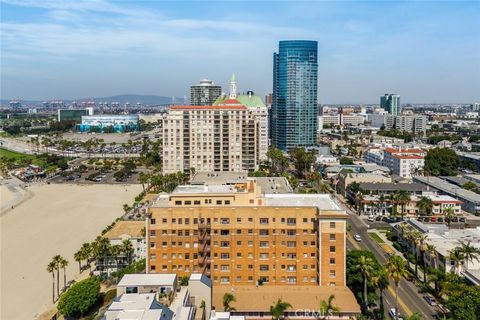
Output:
left=271, top=40, right=318, bottom=151
left=380, top=94, right=401, bottom=116
left=190, top=79, right=222, bottom=106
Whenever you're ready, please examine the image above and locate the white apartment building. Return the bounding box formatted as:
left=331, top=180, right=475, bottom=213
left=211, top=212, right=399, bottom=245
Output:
left=318, top=114, right=365, bottom=131
left=369, top=114, right=427, bottom=135
left=390, top=153, right=425, bottom=178
left=365, top=147, right=425, bottom=178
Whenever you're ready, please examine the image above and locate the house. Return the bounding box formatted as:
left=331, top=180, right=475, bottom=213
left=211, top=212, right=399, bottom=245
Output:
left=106, top=273, right=212, bottom=320
left=336, top=169, right=391, bottom=197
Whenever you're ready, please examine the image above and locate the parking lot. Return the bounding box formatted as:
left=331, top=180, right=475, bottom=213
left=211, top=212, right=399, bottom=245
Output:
left=50, top=170, right=140, bottom=185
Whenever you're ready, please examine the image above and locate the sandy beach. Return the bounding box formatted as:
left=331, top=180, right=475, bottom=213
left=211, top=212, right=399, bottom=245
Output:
left=0, top=183, right=142, bottom=319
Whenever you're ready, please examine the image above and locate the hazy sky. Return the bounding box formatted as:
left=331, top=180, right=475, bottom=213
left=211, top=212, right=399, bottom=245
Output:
left=1, top=0, right=479, bottom=104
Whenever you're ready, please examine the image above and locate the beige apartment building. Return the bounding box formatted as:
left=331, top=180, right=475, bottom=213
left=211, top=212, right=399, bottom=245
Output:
left=161, top=76, right=268, bottom=174
left=147, top=179, right=348, bottom=287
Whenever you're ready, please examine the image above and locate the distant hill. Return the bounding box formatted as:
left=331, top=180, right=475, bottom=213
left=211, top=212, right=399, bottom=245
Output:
left=1, top=94, right=178, bottom=106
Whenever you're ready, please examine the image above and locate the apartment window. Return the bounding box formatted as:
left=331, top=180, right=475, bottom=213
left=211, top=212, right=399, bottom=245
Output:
left=248, top=241, right=253, bottom=246
left=236, top=217, right=242, bottom=223
left=259, top=241, right=268, bottom=248
left=175, top=201, right=182, bottom=205
left=150, top=230, right=156, bottom=237
left=236, top=276, right=242, bottom=282
left=162, top=242, right=167, bottom=248
left=330, top=258, right=336, bottom=265
left=287, top=218, right=296, bottom=225
left=260, top=253, right=268, bottom=259
left=150, top=218, right=156, bottom=225
left=216, top=200, right=222, bottom=205
left=150, top=265, right=156, bottom=272
left=162, top=253, right=167, bottom=259
left=330, top=246, right=336, bottom=253
left=260, top=265, right=269, bottom=271
left=185, top=253, right=190, bottom=259
left=248, top=229, right=253, bottom=234
left=193, top=200, right=200, bottom=205
left=184, top=201, right=191, bottom=205
left=303, top=218, right=308, bottom=223
left=287, top=241, right=296, bottom=248
left=248, top=276, right=253, bottom=282
left=221, top=241, right=229, bottom=248
left=260, top=218, right=269, bottom=224
left=150, top=254, right=156, bottom=260
left=237, top=264, right=242, bottom=270
left=330, top=270, right=336, bottom=278
left=281, top=218, right=285, bottom=223
left=205, top=199, right=212, bottom=204
left=248, top=252, right=253, bottom=258
left=330, top=234, right=336, bottom=241
left=225, top=200, right=231, bottom=205
left=287, top=265, right=296, bottom=271
left=303, top=264, right=308, bottom=270
left=220, top=253, right=230, bottom=259
left=330, top=222, right=336, bottom=228
left=311, top=241, right=316, bottom=246
left=162, top=218, right=167, bottom=223
left=185, top=218, right=190, bottom=225
left=259, top=230, right=269, bottom=236
left=220, top=218, right=230, bottom=224
left=303, top=276, right=308, bottom=283
left=237, top=229, right=242, bottom=234
left=237, top=252, right=242, bottom=257
left=237, top=241, right=242, bottom=246
left=287, top=230, right=295, bottom=236
left=178, top=218, right=182, bottom=224
left=248, top=264, right=254, bottom=270
left=221, top=265, right=229, bottom=271
left=150, top=242, right=155, bottom=248
left=248, top=217, right=253, bottom=223
left=193, top=218, right=198, bottom=224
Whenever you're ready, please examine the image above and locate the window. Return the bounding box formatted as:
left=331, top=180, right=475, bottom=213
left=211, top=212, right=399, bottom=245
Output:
left=150, top=265, right=156, bottom=272
left=216, top=200, right=222, bottom=205
left=193, top=200, right=200, bottom=205
left=220, top=218, right=230, bottom=224
left=221, top=277, right=230, bottom=283
left=184, top=201, right=191, bottom=205
left=330, top=258, right=336, bottom=265
left=330, top=222, right=336, bottom=228
left=220, top=253, right=230, bottom=259
left=303, top=218, right=308, bottom=223
left=237, top=241, right=242, bottom=245
left=260, top=253, right=269, bottom=259
left=259, top=230, right=269, bottom=236
left=330, top=246, right=336, bottom=253
left=260, top=218, right=269, bottom=224
left=150, top=218, right=156, bottom=225
left=330, top=234, right=336, bottom=241
left=175, top=201, right=182, bottom=205
left=150, top=230, right=156, bottom=236
left=248, top=217, right=253, bottom=222
left=287, top=218, right=296, bottom=225
left=150, top=254, right=156, bottom=260
left=287, top=241, right=296, bottom=248
left=225, top=200, right=230, bottom=205
left=259, top=241, right=268, bottom=248
left=260, top=265, right=269, bottom=271
left=150, top=242, right=156, bottom=248
left=237, top=217, right=242, bottom=223
left=329, top=270, right=336, bottom=278
left=162, top=218, right=167, bottom=223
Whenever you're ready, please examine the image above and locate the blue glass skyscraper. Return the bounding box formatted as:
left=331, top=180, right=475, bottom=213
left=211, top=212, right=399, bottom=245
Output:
left=271, top=40, right=318, bottom=151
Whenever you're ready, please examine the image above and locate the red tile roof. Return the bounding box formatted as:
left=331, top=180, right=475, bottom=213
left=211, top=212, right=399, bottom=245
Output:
left=392, top=154, right=424, bottom=160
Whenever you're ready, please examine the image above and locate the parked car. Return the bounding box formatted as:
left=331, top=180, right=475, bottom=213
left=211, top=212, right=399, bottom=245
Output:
left=459, top=217, right=466, bottom=223
left=388, top=308, right=404, bottom=320
left=437, top=217, right=444, bottom=223
left=368, top=215, right=375, bottom=222
left=375, top=216, right=382, bottom=221
left=354, top=234, right=362, bottom=241
left=424, top=294, right=437, bottom=306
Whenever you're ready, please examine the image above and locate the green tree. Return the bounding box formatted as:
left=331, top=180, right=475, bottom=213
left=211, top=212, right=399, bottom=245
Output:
left=121, top=239, right=134, bottom=264
left=371, top=267, right=389, bottom=319
left=52, top=255, right=63, bottom=297
left=393, top=190, right=410, bottom=219
left=424, top=148, right=459, bottom=176
left=57, top=277, right=100, bottom=317
left=320, top=294, right=340, bottom=314
left=462, top=181, right=477, bottom=191
left=340, top=156, right=354, bottom=165
left=59, top=257, right=69, bottom=292
left=270, top=299, right=292, bottom=320
left=47, top=261, right=56, bottom=303
left=267, top=147, right=288, bottom=174
left=387, top=255, right=409, bottom=320
left=416, top=196, right=433, bottom=216
left=457, top=240, right=480, bottom=270
left=223, top=292, right=236, bottom=311
left=356, top=255, right=375, bottom=312
left=346, top=250, right=381, bottom=305
left=289, top=148, right=316, bottom=178
left=445, top=285, right=480, bottom=320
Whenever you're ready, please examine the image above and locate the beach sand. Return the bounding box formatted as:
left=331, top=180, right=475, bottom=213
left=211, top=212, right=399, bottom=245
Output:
left=0, top=183, right=142, bottom=319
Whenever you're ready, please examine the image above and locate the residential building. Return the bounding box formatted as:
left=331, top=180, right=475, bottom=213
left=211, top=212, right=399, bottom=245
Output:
left=457, top=151, right=480, bottom=172
left=414, top=176, right=480, bottom=214
left=383, top=147, right=425, bottom=178
left=380, top=94, right=400, bottom=115
left=147, top=179, right=349, bottom=287
left=79, top=114, right=139, bottom=132
left=104, top=220, right=147, bottom=261
left=161, top=78, right=268, bottom=174
left=211, top=285, right=360, bottom=319
left=106, top=273, right=212, bottom=320
left=190, top=79, right=222, bottom=106
left=318, top=114, right=364, bottom=130
left=336, top=169, right=391, bottom=197
left=272, top=40, right=318, bottom=151
left=369, top=114, right=426, bottom=135
left=437, top=140, right=453, bottom=148
left=324, top=163, right=390, bottom=179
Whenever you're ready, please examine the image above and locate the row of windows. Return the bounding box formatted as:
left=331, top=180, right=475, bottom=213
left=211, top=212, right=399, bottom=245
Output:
left=212, top=276, right=318, bottom=284
left=173, top=199, right=231, bottom=206
left=150, top=216, right=331, bottom=226
left=150, top=240, right=322, bottom=249
left=150, top=228, right=318, bottom=236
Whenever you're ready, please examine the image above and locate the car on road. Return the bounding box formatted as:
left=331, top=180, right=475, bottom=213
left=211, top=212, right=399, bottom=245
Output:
left=388, top=308, right=404, bottom=320
left=424, top=294, right=437, bottom=306
left=354, top=234, right=362, bottom=241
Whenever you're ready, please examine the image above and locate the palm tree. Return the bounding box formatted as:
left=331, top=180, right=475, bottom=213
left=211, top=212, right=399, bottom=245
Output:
left=121, top=239, right=134, bottom=264
left=270, top=299, right=292, bottom=320
left=59, top=257, right=69, bottom=292
left=444, top=207, right=455, bottom=227
left=416, top=196, right=433, bottom=216
left=387, top=255, right=409, bottom=320
left=47, top=261, right=56, bottom=303
left=393, top=190, right=410, bottom=219
left=223, top=292, right=236, bottom=311
left=378, top=194, right=386, bottom=215
left=320, top=294, right=340, bottom=315
left=406, top=312, right=423, bottom=320
left=52, top=255, right=63, bottom=297
left=428, top=268, right=446, bottom=297
left=371, top=268, right=389, bottom=319
left=457, top=240, right=480, bottom=270
left=424, top=243, right=437, bottom=282
left=357, top=255, right=374, bottom=312
left=80, top=242, right=92, bottom=273
left=110, top=244, right=122, bottom=282
left=139, top=172, right=150, bottom=193
left=74, top=249, right=83, bottom=273
left=449, top=248, right=464, bottom=274
left=410, top=230, right=427, bottom=281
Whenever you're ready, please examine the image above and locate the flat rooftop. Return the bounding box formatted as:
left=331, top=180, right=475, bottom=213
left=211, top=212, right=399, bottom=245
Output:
left=358, top=182, right=427, bottom=192
left=118, top=273, right=177, bottom=287
left=104, top=221, right=145, bottom=239
left=191, top=172, right=293, bottom=194
left=264, top=194, right=341, bottom=211
left=106, top=293, right=164, bottom=320
left=212, top=285, right=360, bottom=313
left=414, top=176, right=480, bottom=204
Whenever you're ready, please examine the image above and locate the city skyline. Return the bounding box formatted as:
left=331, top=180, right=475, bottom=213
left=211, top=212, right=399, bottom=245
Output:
left=1, top=0, right=479, bottom=104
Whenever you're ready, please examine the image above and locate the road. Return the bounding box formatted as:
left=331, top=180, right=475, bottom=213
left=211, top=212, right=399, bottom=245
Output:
left=337, top=197, right=438, bottom=319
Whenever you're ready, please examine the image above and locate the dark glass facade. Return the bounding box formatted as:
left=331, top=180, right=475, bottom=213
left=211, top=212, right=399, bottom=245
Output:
left=271, top=40, right=318, bottom=151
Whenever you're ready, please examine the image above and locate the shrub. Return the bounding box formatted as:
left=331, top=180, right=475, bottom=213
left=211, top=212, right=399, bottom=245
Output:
left=392, top=242, right=402, bottom=252
left=58, top=277, right=100, bottom=317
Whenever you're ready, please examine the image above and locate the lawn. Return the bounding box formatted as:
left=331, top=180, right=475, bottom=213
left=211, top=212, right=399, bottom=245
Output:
left=368, top=232, right=385, bottom=244
left=0, top=147, right=58, bottom=169
left=0, top=147, right=39, bottom=162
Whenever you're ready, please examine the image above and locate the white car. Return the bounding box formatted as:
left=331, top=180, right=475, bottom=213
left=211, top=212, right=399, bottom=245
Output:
left=354, top=234, right=362, bottom=241
left=388, top=308, right=404, bottom=320
left=367, top=215, right=375, bottom=222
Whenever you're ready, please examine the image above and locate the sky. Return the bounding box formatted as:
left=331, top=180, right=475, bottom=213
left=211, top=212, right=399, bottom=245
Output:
left=1, top=0, right=479, bottom=104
